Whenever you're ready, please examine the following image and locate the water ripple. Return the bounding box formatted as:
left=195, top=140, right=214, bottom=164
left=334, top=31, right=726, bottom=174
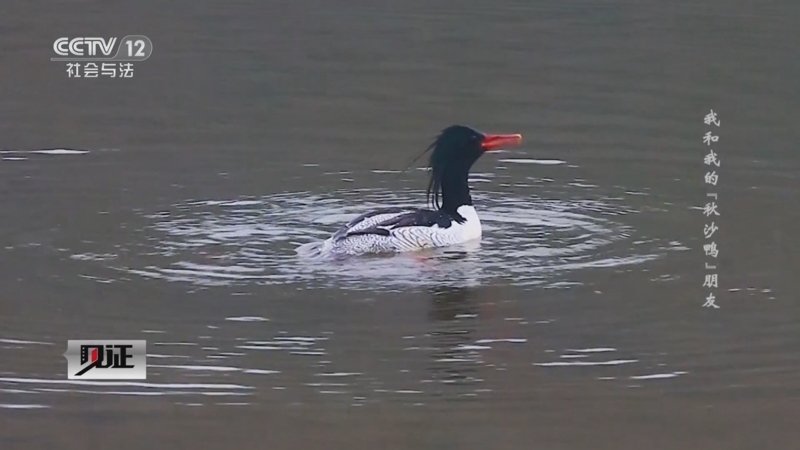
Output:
left=83, top=188, right=680, bottom=290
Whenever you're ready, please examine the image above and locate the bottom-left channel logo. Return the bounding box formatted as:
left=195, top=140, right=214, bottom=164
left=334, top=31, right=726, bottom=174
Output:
left=64, top=340, right=147, bottom=380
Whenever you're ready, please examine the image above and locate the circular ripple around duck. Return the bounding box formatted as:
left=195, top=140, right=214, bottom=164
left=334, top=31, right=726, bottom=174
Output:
left=119, top=189, right=675, bottom=290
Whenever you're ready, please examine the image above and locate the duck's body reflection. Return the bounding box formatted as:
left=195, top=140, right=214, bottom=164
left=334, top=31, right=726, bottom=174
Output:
left=425, top=286, right=486, bottom=397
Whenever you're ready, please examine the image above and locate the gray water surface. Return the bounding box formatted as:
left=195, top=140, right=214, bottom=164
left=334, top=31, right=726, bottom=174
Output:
left=1, top=1, right=798, bottom=449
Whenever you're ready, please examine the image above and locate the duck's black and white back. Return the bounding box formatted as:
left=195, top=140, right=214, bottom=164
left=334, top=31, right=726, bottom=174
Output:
left=296, top=125, right=522, bottom=259
left=296, top=205, right=482, bottom=258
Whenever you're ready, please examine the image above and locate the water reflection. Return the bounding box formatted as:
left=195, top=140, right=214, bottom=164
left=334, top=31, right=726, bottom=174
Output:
left=425, top=286, right=486, bottom=398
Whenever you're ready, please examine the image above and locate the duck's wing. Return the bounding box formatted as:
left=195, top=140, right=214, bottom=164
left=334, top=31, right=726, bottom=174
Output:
left=333, top=207, right=457, bottom=240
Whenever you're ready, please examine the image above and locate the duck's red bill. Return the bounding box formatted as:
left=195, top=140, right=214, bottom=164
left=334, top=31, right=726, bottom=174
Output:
left=481, top=133, right=523, bottom=151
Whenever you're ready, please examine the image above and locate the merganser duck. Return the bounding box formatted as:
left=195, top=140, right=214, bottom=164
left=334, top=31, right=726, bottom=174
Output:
left=297, top=125, right=522, bottom=258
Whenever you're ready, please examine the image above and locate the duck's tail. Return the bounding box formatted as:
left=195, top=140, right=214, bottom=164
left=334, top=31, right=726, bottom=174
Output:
left=295, top=238, right=336, bottom=259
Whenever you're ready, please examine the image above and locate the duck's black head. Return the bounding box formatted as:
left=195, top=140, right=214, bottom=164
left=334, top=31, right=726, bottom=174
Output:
left=423, top=125, right=522, bottom=212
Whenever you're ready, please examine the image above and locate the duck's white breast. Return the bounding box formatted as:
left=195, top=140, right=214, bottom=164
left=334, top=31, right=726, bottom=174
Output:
left=455, top=205, right=482, bottom=242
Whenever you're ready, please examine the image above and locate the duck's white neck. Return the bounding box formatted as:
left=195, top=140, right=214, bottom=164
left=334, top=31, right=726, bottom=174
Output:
left=455, top=205, right=482, bottom=241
